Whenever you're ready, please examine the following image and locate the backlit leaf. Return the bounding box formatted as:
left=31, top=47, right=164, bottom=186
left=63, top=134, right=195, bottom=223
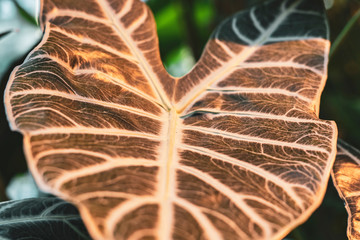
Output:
left=332, top=140, right=360, bottom=240
left=4, top=0, right=337, bottom=239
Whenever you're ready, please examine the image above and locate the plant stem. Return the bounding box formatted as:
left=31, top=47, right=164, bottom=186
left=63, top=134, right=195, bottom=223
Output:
left=330, top=8, right=360, bottom=58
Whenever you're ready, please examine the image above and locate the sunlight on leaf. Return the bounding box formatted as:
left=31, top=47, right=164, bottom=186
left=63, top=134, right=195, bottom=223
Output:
left=332, top=140, right=360, bottom=240
left=4, top=0, right=337, bottom=239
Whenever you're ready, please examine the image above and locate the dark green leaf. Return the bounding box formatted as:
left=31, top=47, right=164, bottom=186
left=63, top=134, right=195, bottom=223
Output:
left=0, top=197, right=91, bottom=240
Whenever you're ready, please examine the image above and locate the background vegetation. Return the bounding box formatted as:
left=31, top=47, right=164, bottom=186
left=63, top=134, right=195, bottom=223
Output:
left=1, top=0, right=359, bottom=239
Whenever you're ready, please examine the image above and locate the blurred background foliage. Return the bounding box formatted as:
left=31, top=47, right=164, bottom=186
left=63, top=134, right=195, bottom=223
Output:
left=0, top=0, right=359, bottom=239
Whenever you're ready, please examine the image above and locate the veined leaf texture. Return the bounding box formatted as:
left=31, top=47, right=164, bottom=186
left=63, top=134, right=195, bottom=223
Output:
left=332, top=141, right=360, bottom=240
left=0, top=197, right=91, bottom=239
left=4, top=0, right=338, bottom=239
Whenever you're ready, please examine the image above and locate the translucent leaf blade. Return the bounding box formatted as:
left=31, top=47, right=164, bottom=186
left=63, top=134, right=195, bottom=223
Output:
left=332, top=140, right=360, bottom=240
left=4, top=0, right=338, bottom=239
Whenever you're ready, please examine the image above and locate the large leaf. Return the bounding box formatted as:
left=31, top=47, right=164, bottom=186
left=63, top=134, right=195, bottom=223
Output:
left=0, top=197, right=90, bottom=239
left=4, top=0, right=337, bottom=239
left=332, top=140, right=360, bottom=240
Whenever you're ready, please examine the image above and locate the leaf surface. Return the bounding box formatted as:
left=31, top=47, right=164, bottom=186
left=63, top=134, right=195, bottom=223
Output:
left=0, top=197, right=90, bottom=240
left=332, top=140, right=360, bottom=240
left=5, top=0, right=337, bottom=239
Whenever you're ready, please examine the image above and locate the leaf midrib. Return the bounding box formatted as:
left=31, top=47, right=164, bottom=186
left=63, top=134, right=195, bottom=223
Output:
left=158, top=108, right=178, bottom=239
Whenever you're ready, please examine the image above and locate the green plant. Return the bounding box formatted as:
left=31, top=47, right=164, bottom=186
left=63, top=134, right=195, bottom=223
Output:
left=1, top=0, right=360, bottom=239
left=0, top=197, right=91, bottom=239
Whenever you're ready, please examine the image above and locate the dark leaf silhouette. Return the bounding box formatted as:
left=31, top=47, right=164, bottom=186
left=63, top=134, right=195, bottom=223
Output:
left=0, top=197, right=91, bottom=240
